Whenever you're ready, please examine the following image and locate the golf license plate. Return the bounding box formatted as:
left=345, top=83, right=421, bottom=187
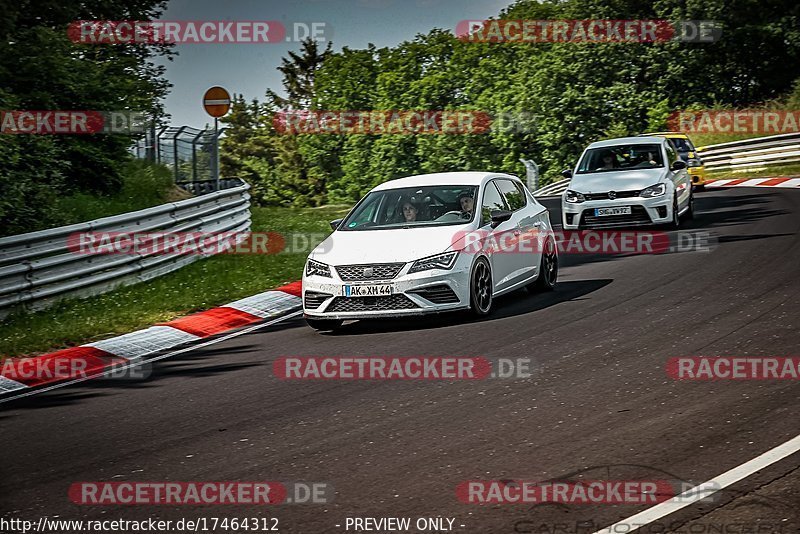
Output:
left=343, top=284, right=394, bottom=297
left=595, top=206, right=632, bottom=217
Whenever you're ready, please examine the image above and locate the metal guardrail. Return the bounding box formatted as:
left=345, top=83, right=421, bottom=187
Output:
left=533, top=178, right=570, bottom=197
left=0, top=179, right=251, bottom=318
left=179, top=178, right=242, bottom=195
left=696, top=132, right=800, bottom=173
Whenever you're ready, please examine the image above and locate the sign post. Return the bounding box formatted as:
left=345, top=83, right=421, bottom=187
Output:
left=203, top=86, right=231, bottom=191
left=519, top=158, right=540, bottom=192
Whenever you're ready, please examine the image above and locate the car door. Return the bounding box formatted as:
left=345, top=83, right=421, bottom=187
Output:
left=479, top=180, right=516, bottom=292
left=493, top=178, right=544, bottom=286
left=665, top=140, right=691, bottom=210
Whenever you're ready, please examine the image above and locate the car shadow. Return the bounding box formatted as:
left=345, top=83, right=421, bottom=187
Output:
left=687, top=190, right=789, bottom=229
left=0, top=317, right=307, bottom=412
left=321, top=279, right=612, bottom=336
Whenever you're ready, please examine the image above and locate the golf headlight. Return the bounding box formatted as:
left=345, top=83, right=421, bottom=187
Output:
left=688, top=159, right=703, bottom=167
left=408, top=251, right=458, bottom=274
left=306, top=259, right=332, bottom=278
left=565, top=190, right=585, bottom=203
left=640, top=183, right=667, bottom=198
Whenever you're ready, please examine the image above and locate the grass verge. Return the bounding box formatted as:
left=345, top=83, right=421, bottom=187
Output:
left=0, top=205, right=349, bottom=359
left=52, top=160, right=187, bottom=226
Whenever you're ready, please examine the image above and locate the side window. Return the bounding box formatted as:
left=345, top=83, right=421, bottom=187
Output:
left=495, top=179, right=527, bottom=211
left=665, top=142, right=677, bottom=165
left=481, top=181, right=508, bottom=226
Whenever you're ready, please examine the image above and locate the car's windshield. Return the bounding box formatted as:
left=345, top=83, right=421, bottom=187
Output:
left=669, top=137, right=695, bottom=152
left=577, top=143, right=664, bottom=174
left=339, top=185, right=479, bottom=231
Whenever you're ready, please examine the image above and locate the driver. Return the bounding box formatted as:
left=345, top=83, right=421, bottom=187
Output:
left=458, top=191, right=474, bottom=219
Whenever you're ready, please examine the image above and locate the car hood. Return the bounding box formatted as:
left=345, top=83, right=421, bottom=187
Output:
left=309, top=224, right=473, bottom=265
left=570, top=169, right=666, bottom=193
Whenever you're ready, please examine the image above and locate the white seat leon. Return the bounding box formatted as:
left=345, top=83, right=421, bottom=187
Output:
left=302, top=172, right=558, bottom=331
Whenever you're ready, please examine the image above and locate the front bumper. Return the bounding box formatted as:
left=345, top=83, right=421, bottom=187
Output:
left=562, top=194, right=673, bottom=230
left=689, top=166, right=708, bottom=186
left=302, top=256, right=473, bottom=320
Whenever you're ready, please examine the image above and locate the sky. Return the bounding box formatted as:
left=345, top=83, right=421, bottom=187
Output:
left=156, top=0, right=511, bottom=128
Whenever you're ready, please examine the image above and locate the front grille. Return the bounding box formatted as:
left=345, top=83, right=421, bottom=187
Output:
left=580, top=205, right=652, bottom=229
left=335, top=263, right=404, bottom=282
left=328, top=294, right=419, bottom=313
left=584, top=190, right=640, bottom=201
left=410, top=285, right=460, bottom=304
left=304, top=291, right=331, bottom=310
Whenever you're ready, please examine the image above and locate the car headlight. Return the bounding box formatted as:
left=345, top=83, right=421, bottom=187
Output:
left=408, top=251, right=459, bottom=274
left=640, top=183, right=667, bottom=198
left=565, top=190, right=585, bottom=203
left=306, top=259, right=332, bottom=278
left=688, top=159, right=703, bottom=167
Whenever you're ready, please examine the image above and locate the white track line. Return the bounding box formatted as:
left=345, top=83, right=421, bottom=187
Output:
left=0, top=310, right=302, bottom=405
left=593, top=433, right=800, bottom=533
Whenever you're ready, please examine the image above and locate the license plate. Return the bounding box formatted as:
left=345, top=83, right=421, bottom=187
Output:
left=343, top=284, right=394, bottom=297
left=595, top=206, right=632, bottom=217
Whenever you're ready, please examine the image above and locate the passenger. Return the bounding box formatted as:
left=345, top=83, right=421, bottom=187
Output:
left=633, top=149, right=658, bottom=167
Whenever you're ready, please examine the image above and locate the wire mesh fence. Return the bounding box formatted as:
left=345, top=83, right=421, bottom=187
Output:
left=132, top=125, right=226, bottom=190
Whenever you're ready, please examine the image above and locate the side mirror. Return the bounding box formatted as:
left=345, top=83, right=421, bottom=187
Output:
left=330, top=218, right=343, bottom=231
left=561, top=169, right=573, bottom=179
left=490, top=210, right=513, bottom=228
left=671, top=160, right=687, bottom=171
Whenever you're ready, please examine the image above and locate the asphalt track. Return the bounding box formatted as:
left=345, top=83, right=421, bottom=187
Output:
left=2, top=187, right=799, bottom=534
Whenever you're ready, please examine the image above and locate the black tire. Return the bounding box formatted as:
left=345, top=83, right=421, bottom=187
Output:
left=305, top=317, right=343, bottom=331
left=469, top=256, right=493, bottom=316
left=530, top=236, right=558, bottom=292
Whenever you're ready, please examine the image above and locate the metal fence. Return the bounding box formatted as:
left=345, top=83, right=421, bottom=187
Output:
left=696, top=132, right=800, bottom=173
left=132, top=125, right=225, bottom=186
left=0, top=180, right=251, bottom=318
left=532, top=178, right=570, bottom=197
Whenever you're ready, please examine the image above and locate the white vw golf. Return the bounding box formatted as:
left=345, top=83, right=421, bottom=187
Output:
left=302, top=172, right=558, bottom=331
left=561, top=136, right=694, bottom=230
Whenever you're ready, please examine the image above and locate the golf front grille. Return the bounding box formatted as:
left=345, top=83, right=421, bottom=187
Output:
left=335, top=263, right=405, bottom=281
left=584, top=190, right=640, bottom=201
left=328, top=294, right=419, bottom=313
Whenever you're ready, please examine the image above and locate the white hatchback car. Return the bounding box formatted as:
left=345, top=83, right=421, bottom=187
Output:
left=302, top=172, right=558, bottom=331
left=561, top=136, right=693, bottom=230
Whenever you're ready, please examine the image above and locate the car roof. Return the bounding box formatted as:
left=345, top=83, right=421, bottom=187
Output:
left=586, top=136, right=666, bottom=149
left=371, top=171, right=517, bottom=191
left=641, top=132, right=690, bottom=139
